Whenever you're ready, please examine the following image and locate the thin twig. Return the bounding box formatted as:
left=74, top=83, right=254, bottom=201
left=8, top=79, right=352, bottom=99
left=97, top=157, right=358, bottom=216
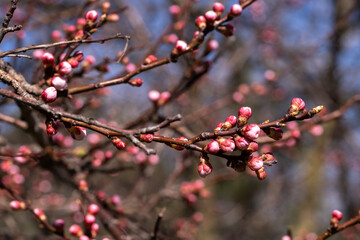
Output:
left=0, top=33, right=130, bottom=58
left=150, top=207, right=166, bottom=240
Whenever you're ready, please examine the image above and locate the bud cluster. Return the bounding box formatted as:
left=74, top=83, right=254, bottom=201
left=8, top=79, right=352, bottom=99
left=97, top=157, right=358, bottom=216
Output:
left=180, top=180, right=210, bottom=206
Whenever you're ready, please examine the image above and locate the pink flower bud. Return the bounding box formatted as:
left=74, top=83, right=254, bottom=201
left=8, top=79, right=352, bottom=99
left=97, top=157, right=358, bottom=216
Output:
left=91, top=223, right=99, bottom=235
left=107, top=13, right=119, bottom=22
left=42, top=52, right=55, bottom=65
left=112, top=137, right=126, bottom=150
left=288, top=97, right=305, bottom=116
left=53, top=219, right=65, bottom=232
left=78, top=180, right=88, bottom=192
left=85, top=55, right=96, bottom=65
left=248, top=157, right=263, bottom=171
left=198, top=156, right=213, bottom=178
left=204, top=140, right=220, bottom=154
left=51, top=76, right=67, bottom=90
left=204, top=10, right=217, bottom=23
left=128, top=78, right=143, bottom=87
left=85, top=10, right=98, bottom=22
left=213, top=2, right=225, bottom=13
left=262, top=152, right=275, bottom=162
left=171, top=136, right=188, bottom=151
left=139, top=134, right=154, bottom=143
left=125, top=63, right=136, bottom=73
left=87, top=204, right=99, bottom=215
left=207, top=39, right=219, bottom=51
left=169, top=5, right=181, bottom=16
left=195, top=16, right=206, bottom=29
left=256, top=167, right=267, bottom=180
left=175, top=40, right=188, bottom=53
left=218, top=138, right=235, bottom=152
left=148, top=155, right=159, bottom=165
left=68, top=126, right=86, bottom=140
left=144, top=54, right=157, bottom=65
left=247, top=141, right=259, bottom=152
left=45, top=119, right=58, bottom=136
left=110, top=194, right=122, bottom=206
left=159, top=91, right=171, bottom=105
left=242, top=124, right=261, bottom=140
left=264, top=69, right=277, bottom=82
left=281, top=236, right=291, bottom=240
left=164, top=33, right=178, bottom=44
left=10, top=200, right=26, bottom=210
left=69, top=224, right=83, bottom=237
left=234, top=135, right=250, bottom=150
left=332, top=210, right=343, bottom=221
left=230, top=4, right=243, bottom=17
left=238, top=106, right=252, bottom=126
left=222, top=115, right=237, bottom=130
left=51, top=30, right=62, bottom=41
left=102, top=2, right=111, bottom=12
left=214, top=122, right=224, bottom=132
left=33, top=49, right=44, bottom=59
left=58, top=61, right=72, bottom=75
left=84, top=214, right=96, bottom=226
left=79, top=236, right=90, bottom=240
left=73, top=51, right=84, bottom=62
left=41, top=87, right=57, bottom=103
left=148, top=90, right=160, bottom=102
left=33, top=208, right=47, bottom=221
left=76, top=18, right=86, bottom=29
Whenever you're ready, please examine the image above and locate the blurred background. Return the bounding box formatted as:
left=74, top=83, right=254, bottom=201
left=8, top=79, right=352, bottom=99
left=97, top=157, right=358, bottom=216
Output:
left=0, top=0, right=360, bottom=239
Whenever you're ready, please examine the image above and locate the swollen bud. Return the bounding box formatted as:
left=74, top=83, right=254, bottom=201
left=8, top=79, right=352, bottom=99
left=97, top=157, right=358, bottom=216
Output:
left=78, top=179, right=88, bottom=192
left=175, top=40, right=188, bottom=53
left=42, top=52, right=55, bottom=66
left=45, top=118, right=58, bottom=136
left=51, top=75, right=67, bottom=90
left=53, top=219, right=65, bottom=233
left=238, top=106, right=252, bottom=127
left=195, top=16, right=206, bottom=30
left=241, top=124, right=261, bottom=140
left=67, top=126, right=87, bottom=140
left=85, top=10, right=98, bottom=23
left=229, top=4, right=243, bottom=17
left=247, top=157, right=264, bottom=171
left=217, top=137, right=235, bottom=152
left=222, top=115, right=237, bottom=130
left=69, top=224, right=83, bottom=237
left=288, top=97, right=305, bottom=116
left=204, top=10, right=217, bottom=23
left=33, top=208, right=47, bottom=221
left=128, top=78, right=143, bottom=87
left=139, top=134, right=154, bottom=143
left=10, top=200, right=26, bottom=210
left=332, top=210, right=343, bottom=221
left=197, top=155, right=213, bottom=178
left=57, top=61, right=72, bottom=75
left=203, top=140, right=220, bottom=154
left=255, top=167, right=267, bottom=180
left=234, top=135, right=250, bottom=150
left=213, top=2, right=225, bottom=17
left=41, top=87, right=57, bottom=103
left=112, top=137, right=126, bottom=150
left=144, top=55, right=157, bottom=65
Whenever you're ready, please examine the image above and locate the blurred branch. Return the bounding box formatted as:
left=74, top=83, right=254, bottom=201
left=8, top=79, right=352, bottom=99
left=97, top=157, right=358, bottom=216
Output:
left=0, top=0, right=22, bottom=44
